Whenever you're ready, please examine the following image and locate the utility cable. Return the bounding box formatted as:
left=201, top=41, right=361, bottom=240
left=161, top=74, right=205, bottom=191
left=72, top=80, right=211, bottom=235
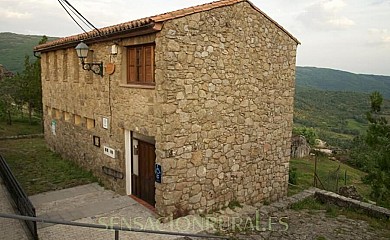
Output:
left=59, top=0, right=94, bottom=32
left=57, top=0, right=88, bottom=34
left=62, top=0, right=102, bottom=36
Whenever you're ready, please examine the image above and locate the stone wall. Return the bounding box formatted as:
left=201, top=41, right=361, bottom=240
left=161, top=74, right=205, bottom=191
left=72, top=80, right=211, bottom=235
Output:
left=154, top=1, right=297, bottom=217
left=41, top=1, right=297, bottom=218
left=41, top=35, right=158, bottom=194
left=315, top=189, right=390, bottom=220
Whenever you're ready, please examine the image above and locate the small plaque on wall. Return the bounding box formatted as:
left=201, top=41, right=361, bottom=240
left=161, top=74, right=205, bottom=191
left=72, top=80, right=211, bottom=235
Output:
left=155, top=164, right=162, bottom=183
left=102, top=117, right=109, bottom=129
left=51, top=120, right=56, bottom=135
left=93, top=136, right=100, bottom=147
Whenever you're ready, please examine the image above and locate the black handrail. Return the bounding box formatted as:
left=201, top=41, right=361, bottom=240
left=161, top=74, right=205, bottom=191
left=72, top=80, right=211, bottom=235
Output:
left=0, top=155, right=38, bottom=240
left=0, top=213, right=228, bottom=240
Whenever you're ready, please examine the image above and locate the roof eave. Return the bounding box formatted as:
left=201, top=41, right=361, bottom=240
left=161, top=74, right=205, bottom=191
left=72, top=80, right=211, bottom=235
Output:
left=34, top=22, right=163, bottom=53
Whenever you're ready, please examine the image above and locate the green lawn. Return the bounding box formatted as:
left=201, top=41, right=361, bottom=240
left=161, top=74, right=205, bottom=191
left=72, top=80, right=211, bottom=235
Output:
left=0, top=138, right=97, bottom=195
left=0, top=120, right=43, bottom=137
left=288, top=157, right=371, bottom=201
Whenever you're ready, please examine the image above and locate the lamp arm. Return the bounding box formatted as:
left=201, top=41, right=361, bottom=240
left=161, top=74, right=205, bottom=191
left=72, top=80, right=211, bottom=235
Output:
left=82, top=61, right=103, bottom=77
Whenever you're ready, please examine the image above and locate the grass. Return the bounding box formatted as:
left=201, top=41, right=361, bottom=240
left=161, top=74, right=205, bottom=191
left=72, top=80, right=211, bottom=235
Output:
left=291, top=197, right=390, bottom=232
left=288, top=156, right=371, bottom=201
left=0, top=137, right=97, bottom=195
left=346, top=119, right=367, bottom=135
left=228, top=199, right=243, bottom=209
left=0, top=120, right=43, bottom=137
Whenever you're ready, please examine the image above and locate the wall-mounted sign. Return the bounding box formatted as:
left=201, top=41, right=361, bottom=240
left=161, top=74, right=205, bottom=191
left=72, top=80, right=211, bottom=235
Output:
left=102, top=117, right=109, bottom=129
left=103, top=146, right=116, bottom=158
left=51, top=120, right=56, bottom=135
left=105, top=63, right=115, bottom=75
left=155, top=164, right=162, bottom=183
left=93, top=136, right=100, bottom=147
left=102, top=166, right=123, bottom=179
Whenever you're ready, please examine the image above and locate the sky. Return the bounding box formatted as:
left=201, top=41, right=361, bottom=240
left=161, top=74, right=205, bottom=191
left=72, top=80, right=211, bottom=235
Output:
left=0, top=0, right=389, bottom=76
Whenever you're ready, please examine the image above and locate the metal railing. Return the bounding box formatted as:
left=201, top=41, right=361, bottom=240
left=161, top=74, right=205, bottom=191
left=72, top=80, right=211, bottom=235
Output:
left=0, top=155, right=38, bottom=240
left=0, top=213, right=228, bottom=240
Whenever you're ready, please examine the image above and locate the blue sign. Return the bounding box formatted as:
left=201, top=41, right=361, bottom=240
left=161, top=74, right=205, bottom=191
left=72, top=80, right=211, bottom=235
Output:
left=155, top=164, right=162, bottom=183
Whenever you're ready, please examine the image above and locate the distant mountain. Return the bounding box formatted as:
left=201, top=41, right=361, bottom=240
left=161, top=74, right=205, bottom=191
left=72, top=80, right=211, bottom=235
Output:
left=295, top=67, right=390, bottom=148
left=296, top=66, right=390, bottom=99
left=2, top=32, right=390, bottom=149
left=0, top=32, right=57, bottom=73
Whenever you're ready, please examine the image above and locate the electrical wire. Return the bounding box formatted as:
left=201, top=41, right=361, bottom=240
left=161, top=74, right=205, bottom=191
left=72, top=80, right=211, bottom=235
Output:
left=57, top=0, right=88, bottom=34
left=59, top=0, right=94, bottom=32
left=62, top=0, right=102, bottom=36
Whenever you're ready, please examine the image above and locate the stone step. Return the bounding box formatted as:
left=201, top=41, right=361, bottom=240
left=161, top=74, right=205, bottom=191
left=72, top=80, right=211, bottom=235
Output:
left=30, top=183, right=104, bottom=206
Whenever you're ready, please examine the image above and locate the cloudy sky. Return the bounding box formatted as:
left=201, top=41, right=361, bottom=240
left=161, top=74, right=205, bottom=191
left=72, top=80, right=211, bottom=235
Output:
left=0, top=0, right=389, bottom=75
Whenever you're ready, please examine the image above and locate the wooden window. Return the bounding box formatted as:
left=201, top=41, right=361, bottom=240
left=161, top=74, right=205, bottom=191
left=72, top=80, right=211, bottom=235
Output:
left=127, top=44, right=155, bottom=85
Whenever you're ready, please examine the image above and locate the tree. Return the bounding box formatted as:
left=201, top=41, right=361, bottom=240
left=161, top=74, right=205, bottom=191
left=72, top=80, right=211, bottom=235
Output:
left=352, top=91, right=390, bottom=206
left=5, top=36, right=47, bottom=124
left=0, top=76, right=18, bottom=124
left=292, top=126, right=318, bottom=146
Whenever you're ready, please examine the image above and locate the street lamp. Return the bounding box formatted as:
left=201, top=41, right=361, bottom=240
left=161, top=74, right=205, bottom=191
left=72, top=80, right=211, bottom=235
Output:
left=75, top=41, right=103, bottom=77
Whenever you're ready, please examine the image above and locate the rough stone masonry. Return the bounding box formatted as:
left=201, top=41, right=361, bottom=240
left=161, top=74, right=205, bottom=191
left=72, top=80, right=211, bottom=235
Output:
left=38, top=0, right=298, bottom=218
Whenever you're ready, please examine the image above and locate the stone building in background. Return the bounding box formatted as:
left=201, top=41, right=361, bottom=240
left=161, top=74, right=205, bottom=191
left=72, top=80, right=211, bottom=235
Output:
left=34, top=0, right=299, bottom=217
left=291, top=135, right=311, bottom=158
left=0, top=64, right=14, bottom=80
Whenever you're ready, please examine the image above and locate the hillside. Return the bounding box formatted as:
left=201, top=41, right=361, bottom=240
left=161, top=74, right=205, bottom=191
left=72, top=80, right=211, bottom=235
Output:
left=0, top=32, right=56, bottom=73
left=295, top=67, right=390, bottom=148
left=294, top=88, right=390, bottom=148
left=296, top=66, right=390, bottom=99
left=2, top=32, right=390, bottom=149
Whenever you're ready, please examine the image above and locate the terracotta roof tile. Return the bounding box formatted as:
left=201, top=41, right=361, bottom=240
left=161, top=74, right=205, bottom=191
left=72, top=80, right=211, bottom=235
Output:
left=35, top=0, right=298, bottom=51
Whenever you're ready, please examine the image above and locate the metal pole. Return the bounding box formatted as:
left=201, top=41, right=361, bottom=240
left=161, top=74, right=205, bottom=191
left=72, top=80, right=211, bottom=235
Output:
left=0, top=213, right=228, bottom=239
left=115, top=230, right=119, bottom=240
left=344, top=170, right=347, bottom=185
left=313, top=153, right=317, bottom=187
left=336, top=165, right=339, bottom=193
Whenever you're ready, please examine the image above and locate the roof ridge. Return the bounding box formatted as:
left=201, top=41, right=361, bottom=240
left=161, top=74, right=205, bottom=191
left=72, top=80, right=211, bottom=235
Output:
left=35, top=0, right=298, bottom=51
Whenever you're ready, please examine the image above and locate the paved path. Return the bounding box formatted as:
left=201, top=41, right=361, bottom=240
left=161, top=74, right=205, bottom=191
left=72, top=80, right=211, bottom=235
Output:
left=0, top=177, right=29, bottom=240
left=4, top=182, right=389, bottom=239
left=205, top=189, right=390, bottom=240
left=31, top=183, right=211, bottom=240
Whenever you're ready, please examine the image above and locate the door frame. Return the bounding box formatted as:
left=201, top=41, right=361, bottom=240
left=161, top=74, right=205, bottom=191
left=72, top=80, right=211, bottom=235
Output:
left=125, top=130, right=132, bottom=195
left=125, top=130, right=156, bottom=196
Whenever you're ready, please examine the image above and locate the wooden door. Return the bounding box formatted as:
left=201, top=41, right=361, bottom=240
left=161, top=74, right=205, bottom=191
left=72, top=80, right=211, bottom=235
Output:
left=132, top=140, right=156, bottom=206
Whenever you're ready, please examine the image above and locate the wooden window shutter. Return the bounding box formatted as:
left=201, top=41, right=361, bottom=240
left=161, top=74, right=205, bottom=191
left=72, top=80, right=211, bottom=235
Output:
left=127, top=48, right=137, bottom=84
left=144, top=45, right=154, bottom=83
left=136, top=47, right=144, bottom=82
left=126, top=44, right=155, bottom=84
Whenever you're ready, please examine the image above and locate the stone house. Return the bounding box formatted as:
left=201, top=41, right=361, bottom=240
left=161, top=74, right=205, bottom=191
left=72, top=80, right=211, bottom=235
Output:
left=0, top=64, right=14, bottom=80
left=34, top=0, right=299, bottom=217
left=291, top=135, right=311, bottom=158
